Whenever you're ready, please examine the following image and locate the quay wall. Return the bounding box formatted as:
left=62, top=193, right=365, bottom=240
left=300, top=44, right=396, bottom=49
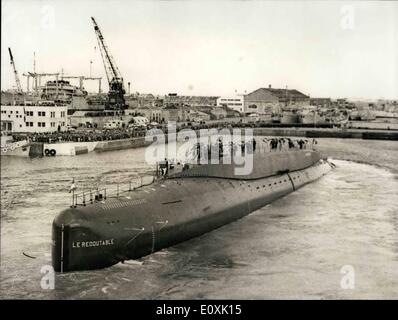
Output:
left=252, top=128, right=398, bottom=140
left=24, top=126, right=398, bottom=158
left=94, top=137, right=151, bottom=152
left=29, top=143, right=43, bottom=157
left=43, top=141, right=99, bottom=156
left=253, top=128, right=307, bottom=137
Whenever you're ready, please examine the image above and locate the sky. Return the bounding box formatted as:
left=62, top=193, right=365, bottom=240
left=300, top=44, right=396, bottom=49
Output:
left=1, top=0, right=397, bottom=99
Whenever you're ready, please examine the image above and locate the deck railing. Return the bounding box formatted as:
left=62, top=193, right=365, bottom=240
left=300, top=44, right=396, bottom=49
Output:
left=70, top=175, right=156, bottom=208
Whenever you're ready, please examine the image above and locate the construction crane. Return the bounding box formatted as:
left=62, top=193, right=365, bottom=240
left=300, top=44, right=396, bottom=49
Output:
left=91, top=17, right=126, bottom=110
left=23, top=72, right=60, bottom=96
left=8, top=47, right=23, bottom=94
left=61, top=75, right=102, bottom=93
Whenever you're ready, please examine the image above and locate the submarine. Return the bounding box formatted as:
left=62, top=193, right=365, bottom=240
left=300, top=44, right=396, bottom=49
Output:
left=52, top=147, right=334, bottom=272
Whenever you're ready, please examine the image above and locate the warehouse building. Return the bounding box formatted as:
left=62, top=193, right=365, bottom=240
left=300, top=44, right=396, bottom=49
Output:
left=244, top=85, right=310, bottom=114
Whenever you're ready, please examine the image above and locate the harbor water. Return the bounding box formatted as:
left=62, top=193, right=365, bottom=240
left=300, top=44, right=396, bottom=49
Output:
left=1, top=138, right=398, bottom=299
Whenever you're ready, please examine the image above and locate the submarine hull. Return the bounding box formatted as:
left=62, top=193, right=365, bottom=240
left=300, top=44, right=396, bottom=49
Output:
left=52, top=151, right=333, bottom=272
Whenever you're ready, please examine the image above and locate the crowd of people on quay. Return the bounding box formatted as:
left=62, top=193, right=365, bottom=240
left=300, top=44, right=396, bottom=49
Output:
left=8, top=125, right=317, bottom=149
left=10, top=128, right=147, bottom=144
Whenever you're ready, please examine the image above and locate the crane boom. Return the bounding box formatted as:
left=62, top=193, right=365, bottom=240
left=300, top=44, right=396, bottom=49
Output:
left=8, top=47, right=23, bottom=93
left=91, top=17, right=125, bottom=110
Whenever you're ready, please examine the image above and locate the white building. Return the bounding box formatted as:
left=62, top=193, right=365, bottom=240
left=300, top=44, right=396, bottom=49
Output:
left=1, top=102, right=68, bottom=133
left=216, top=96, right=244, bottom=113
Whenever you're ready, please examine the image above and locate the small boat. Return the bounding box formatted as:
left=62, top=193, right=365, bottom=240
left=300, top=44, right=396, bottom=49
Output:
left=1, top=134, right=30, bottom=157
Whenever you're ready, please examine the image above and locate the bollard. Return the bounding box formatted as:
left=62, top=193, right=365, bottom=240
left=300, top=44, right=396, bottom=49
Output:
left=104, top=188, right=106, bottom=200
left=90, top=190, right=93, bottom=204
left=83, top=192, right=86, bottom=206
left=117, top=183, right=119, bottom=198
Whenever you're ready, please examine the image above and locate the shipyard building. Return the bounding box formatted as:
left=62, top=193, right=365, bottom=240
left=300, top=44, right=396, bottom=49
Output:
left=244, top=85, right=310, bottom=115
left=0, top=101, right=68, bottom=133
left=216, top=96, right=244, bottom=113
